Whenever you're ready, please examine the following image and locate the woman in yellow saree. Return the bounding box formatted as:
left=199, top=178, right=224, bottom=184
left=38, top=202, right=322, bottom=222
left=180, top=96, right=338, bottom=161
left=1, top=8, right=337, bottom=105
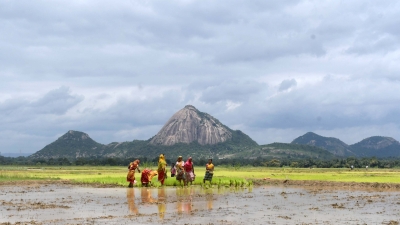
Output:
left=157, top=154, right=167, bottom=186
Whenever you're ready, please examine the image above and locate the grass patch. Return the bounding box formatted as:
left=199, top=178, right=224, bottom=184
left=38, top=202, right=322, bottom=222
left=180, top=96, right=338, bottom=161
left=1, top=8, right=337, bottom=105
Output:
left=1, top=166, right=399, bottom=186
left=0, top=171, right=59, bottom=181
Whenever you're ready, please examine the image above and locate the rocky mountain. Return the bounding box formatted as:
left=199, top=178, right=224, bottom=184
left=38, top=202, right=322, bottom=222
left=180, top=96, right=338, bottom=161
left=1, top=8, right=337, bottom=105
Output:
left=150, top=105, right=233, bottom=145
left=291, top=132, right=356, bottom=157
left=30, top=106, right=259, bottom=160
left=349, top=136, right=400, bottom=157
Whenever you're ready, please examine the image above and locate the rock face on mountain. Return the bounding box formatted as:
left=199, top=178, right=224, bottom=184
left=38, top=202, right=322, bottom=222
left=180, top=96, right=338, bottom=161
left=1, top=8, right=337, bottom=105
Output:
left=29, top=106, right=258, bottom=159
left=150, top=105, right=233, bottom=145
left=350, top=136, right=400, bottom=157
left=291, top=132, right=355, bottom=157
left=30, top=130, right=105, bottom=159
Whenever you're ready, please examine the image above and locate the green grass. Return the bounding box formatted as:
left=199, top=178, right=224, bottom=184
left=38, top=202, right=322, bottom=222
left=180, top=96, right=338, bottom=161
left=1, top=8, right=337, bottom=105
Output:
left=1, top=166, right=399, bottom=186
left=0, top=170, right=60, bottom=181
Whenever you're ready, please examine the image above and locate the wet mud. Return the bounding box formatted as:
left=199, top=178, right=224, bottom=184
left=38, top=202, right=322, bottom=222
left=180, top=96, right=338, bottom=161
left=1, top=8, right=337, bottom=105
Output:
left=1, top=181, right=400, bottom=225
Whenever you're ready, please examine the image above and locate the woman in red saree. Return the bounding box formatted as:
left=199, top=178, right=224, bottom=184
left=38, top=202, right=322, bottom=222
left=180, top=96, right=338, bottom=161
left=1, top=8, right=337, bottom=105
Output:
left=158, top=154, right=167, bottom=186
left=141, top=169, right=158, bottom=187
left=127, top=159, right=140, bottom=188
left=184, top=157, right=195, bottom=185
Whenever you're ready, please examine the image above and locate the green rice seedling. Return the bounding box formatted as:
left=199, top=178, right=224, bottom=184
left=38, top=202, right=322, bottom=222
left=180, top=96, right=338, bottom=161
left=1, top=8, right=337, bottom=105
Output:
left=2, top=166, right=400, bottom=186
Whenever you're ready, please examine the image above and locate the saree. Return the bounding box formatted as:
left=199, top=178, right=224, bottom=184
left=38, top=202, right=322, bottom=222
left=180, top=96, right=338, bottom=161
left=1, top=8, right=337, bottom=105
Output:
left=141, top=169, right=158, bottom=186
left=127, top=160, right=139, bottom=183
left=175, top=161, right=185, bottom=181
left=158, top=154, right=167, bottom=184
left=184, top=157, right=195, bottom=182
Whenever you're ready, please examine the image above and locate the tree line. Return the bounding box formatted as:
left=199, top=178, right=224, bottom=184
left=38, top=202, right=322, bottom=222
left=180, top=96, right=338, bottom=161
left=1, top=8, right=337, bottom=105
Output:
left=1, top=155, right=400, bottom=169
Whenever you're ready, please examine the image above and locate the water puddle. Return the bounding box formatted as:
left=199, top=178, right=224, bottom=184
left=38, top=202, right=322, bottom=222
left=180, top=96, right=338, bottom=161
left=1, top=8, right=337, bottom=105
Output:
left=1, top=184, right=399, bottom=224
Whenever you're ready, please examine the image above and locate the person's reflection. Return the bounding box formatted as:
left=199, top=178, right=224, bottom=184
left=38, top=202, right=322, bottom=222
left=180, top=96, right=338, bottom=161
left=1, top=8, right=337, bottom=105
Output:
left=183, top=187, right=194, bottom=213
left=141, top=187, right=155, bottom=203
left=176, top=188, right=184, bottom=214
left=205, top=188, right=213, bottom=210
left=158, top=188, right=166, bottom=220
left=127, top=188, right=138, bottom=214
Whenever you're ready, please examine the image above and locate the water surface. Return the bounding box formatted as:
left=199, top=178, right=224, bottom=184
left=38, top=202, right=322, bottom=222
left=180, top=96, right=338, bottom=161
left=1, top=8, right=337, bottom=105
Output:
left=0, top=184, right=399, bottom=224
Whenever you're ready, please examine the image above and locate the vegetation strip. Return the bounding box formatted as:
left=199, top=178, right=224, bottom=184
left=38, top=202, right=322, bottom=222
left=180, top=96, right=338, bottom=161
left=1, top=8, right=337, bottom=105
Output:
left=2, top=166, right=400, bottom=188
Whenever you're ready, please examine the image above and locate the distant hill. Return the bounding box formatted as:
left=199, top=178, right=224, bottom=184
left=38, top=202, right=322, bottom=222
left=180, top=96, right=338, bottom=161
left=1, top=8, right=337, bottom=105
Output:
left=231, top=142, right=336, bottom=160
left=349, top=136, right=400, bottom=158
left=291, top=132, right=355, bottom=157
left=30, top=130, right=106, bottom=159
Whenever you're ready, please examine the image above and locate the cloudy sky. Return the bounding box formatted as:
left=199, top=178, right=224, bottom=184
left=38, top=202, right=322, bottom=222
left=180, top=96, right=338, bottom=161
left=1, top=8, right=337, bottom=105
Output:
left=1, top=0, right=400, bottom=155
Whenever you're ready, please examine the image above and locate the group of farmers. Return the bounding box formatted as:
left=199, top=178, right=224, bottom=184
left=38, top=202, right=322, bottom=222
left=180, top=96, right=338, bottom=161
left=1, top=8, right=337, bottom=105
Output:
left=126, top=154, right=214, bottom=187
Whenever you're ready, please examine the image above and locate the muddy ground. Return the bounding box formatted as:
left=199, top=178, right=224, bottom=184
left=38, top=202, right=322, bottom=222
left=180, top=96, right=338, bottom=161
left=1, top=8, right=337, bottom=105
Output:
left=1, top=180, right=400, bottom=225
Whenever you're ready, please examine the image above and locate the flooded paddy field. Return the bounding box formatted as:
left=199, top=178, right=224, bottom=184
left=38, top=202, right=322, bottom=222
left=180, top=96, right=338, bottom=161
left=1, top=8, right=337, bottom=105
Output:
left=1, top=182, right=400, bottom=225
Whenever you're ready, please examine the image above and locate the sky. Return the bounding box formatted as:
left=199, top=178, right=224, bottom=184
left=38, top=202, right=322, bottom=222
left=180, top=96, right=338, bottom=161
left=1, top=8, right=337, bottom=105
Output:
left=1, top=0, right=400, bottom=155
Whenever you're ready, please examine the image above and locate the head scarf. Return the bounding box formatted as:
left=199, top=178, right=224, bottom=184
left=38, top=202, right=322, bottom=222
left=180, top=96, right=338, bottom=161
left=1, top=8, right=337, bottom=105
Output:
left=184, top=157, right=193, bottom=171
left=159, top=154, right=165, bottom=162
left=158, top=154, right=167, bottom=171
left=130, top=159, right=140, bottom=169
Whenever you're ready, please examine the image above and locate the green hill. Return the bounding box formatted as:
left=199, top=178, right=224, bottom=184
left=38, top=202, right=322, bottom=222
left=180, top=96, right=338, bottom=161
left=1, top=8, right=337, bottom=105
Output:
left=229, top=142, right=335, bottom=160
left=350, top=136, right=400, bottom=158
left=291, top=132, right=356, bottom=157
left=30, top=130, right=106, bottom=159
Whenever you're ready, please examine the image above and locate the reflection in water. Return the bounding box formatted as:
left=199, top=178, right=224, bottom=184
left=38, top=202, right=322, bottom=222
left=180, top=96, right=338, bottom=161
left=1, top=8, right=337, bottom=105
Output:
left=176, top=188, right=184, bottom=214
left=200, top=188, right=214, bottom=210
left=141, top=187, right=155, bottom=203
left=205, top=188, right=213, bottom=210
left=126, top=188, right=138, bottom=214
left=176, top=187, right=195, bottom=214
left=127, top=186, right=251, bottom=218
left=158, top=188, right=166, bottom=220
left=183, top=187, right=194, bottom=213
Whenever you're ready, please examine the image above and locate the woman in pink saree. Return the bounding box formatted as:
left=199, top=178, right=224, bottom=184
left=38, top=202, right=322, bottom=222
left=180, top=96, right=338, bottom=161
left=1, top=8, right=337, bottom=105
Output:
left=184, top=157, right=195, bottom=185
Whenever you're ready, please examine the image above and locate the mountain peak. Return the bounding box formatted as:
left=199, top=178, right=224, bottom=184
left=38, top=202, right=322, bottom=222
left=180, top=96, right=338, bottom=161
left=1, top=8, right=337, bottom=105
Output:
left=150, top=106, right=233, bottom=146
left=292, top=132, right=353, bottom=157
left=352, top=136, right=400, bottom=150
left=301, top=132, right=321, bottom=138
left=349, top=136, right=400, bottom=157
left=30, top=130, right=103, bottom=159
left=63, top=130, right=90, bottom=140
left=184, top=105, right=197, bottom=110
